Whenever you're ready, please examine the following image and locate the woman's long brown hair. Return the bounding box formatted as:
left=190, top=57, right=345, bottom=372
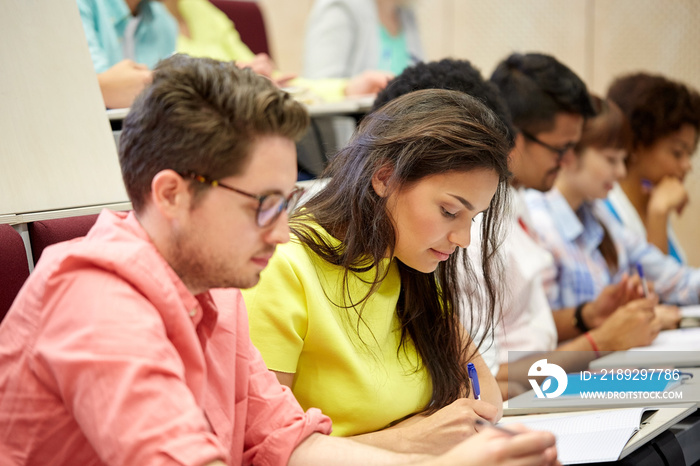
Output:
left=291, top=89, right=512, bottom=413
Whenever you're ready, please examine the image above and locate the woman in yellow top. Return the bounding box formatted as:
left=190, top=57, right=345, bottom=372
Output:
left=243, top=88, right=511, bottom=454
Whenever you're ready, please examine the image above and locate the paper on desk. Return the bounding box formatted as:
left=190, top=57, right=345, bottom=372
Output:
left=681, top=305, right=700, bottom=319
left=629, top=327, right=700, bottom=351
left=499, top=407, right=649, bottom=464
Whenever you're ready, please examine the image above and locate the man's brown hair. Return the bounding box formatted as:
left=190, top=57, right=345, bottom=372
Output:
left=119, top=54, right=309, bottom=212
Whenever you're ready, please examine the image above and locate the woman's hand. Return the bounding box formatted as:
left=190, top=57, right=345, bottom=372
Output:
left=392, top=398, right=499, bottom=454
left=97, top=59, right=152, bottom=109
left=648, top=176, right=689, bottom=216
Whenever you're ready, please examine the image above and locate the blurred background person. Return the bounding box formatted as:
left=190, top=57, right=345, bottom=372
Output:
left=162, top=0, right=393, bottom=100
left=303, top=0, right=424, bottom=79
left=524, top=96, right=695, bottom=325
left=606, top=72, right=700, bottom=264
left=78, top=0, right=177, bottom=108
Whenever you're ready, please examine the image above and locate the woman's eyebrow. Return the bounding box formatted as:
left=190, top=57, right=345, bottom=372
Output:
left=447, top=194, right=475, bottom=211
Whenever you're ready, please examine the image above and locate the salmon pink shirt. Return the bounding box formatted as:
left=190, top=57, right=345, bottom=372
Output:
left=0, top=210, right=331, bottom=465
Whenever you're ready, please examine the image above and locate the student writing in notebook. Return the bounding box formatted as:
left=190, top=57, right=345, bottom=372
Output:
left=606, top=72, right=700, bottom=263
left=524, top=96, right=699, bottom=323
left=484, top=53, right=663, bottom=395
left=372, top=57, right=665, bottom=400
left=244, top=88, right=510, bottom=453
left=0, top=55, right=558, bottom=466
left=371, top=58, right=516, bottom=380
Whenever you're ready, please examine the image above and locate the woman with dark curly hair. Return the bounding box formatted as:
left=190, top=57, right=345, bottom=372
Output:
left=606, top=72, right=700, bottom=263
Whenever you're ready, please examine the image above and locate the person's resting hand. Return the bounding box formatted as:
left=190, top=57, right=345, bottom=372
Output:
left=235, top=53, right=297, bottom=87
left=97, top=59, right=152, bottom=109
left=392, top=398, right=499, bottom=455
left=236, top=53, right=276, bottom=78
left=272, top=72, right=297, bottom=88
left=648, top=176, right=689, bottom=216
left=583, top=273, right=647, bottom=329
left=435, top=424, right=559, bottom=466
left=591, top=297, right=661, bottom=350
left=345, top=70, right=394, bottom=97
left=655, top=304, right=681, bottom=330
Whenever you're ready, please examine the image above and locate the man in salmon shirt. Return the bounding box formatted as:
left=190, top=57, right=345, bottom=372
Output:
left=0, top=54, right=557, bottom=466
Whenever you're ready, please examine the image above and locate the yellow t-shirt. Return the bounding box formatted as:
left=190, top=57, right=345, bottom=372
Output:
left=243, top=223, right=432, bottom=437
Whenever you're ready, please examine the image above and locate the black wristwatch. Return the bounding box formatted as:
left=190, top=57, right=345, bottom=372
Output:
left=572, top=301, right=590, bottom=333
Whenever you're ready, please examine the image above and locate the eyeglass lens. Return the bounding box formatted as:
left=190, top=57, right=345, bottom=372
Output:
left=256, top=189, right=303, bottom=227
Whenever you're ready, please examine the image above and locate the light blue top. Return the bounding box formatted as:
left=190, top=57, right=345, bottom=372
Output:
left=303, top=0, right=424, bottom=79
left=603, top=198, right=685, bottom=264
left=604, top=182, right=687, bottom=264
left=524, top=188, right=700, bottom=308
left=378, top=26, right=410, bottom=76
left=77, top=0, right=177, bottom=73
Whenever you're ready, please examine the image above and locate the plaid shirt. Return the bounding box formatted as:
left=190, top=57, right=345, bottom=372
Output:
left=524, top=188, right=700, bottom=309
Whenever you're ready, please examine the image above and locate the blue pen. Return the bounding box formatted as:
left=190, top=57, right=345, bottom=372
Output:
left=636, top=263, right=650, bottom=298
left=467, top=362, right=480, bottom=400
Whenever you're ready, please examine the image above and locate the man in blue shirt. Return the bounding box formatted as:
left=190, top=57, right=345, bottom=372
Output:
left=77, top=0, right=177, bottom=108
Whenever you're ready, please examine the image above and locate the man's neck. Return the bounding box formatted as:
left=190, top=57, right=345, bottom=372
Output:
left=125, top=0, right=142, bottom=16
left=376, top=0, right=400, bottom=36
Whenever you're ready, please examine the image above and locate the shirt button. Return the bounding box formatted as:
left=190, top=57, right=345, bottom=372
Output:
left=189, top=308, right=197, bottom=317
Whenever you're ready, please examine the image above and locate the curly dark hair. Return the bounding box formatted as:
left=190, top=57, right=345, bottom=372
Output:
left=607, top=72, right=700, bottom=150
left=373, top=58, right=515, bottom=147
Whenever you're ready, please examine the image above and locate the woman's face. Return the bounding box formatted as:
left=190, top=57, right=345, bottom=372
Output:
left=634, top=124, right=697, bottom=184
left=568, top=146, right=627, bottom=201
left=378, top=169, right=499, bottom=273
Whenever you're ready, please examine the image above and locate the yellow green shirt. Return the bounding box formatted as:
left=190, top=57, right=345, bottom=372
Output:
left=175, top=0, right=349, bottom=102
left=243, top=222, right=432, bottom=437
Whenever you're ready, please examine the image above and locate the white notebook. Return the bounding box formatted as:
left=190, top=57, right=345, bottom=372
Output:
left=498, top=407, right=674, bottom=464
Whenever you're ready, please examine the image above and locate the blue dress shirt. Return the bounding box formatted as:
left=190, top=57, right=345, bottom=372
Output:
left=524, top=188, right=700, bottom=308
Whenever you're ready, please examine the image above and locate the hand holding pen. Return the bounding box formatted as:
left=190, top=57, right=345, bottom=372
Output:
left=636, top=263, right=650, bottom=298
left=468, top=362, right=480, bottom=400
left=386, top=398, right=498, bottom=454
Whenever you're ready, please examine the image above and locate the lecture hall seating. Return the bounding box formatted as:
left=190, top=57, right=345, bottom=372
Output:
left=209, top=0, right=271, bottom=56
left=0, top=225, right=30, bottom=322
left=29, top=214, right=99, bottom=265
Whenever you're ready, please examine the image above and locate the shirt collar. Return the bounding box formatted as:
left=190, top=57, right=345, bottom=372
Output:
left=545, top=188, right=603, bottom=252
left=120, top=211, right=218, bottom=327
left=110, top=0, right=154, bottom=26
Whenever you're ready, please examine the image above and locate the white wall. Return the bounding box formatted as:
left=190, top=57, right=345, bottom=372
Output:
left=0, top=0, right=127, bottom=218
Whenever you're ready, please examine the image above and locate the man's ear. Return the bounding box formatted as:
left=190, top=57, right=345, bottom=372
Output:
left=150, top=170, right=192, bottom=218
left=512, top=131, right=527, bottom=158
left=371, top=164, right=394, bottom=198
left=506, top=132, right=527, bottom=178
